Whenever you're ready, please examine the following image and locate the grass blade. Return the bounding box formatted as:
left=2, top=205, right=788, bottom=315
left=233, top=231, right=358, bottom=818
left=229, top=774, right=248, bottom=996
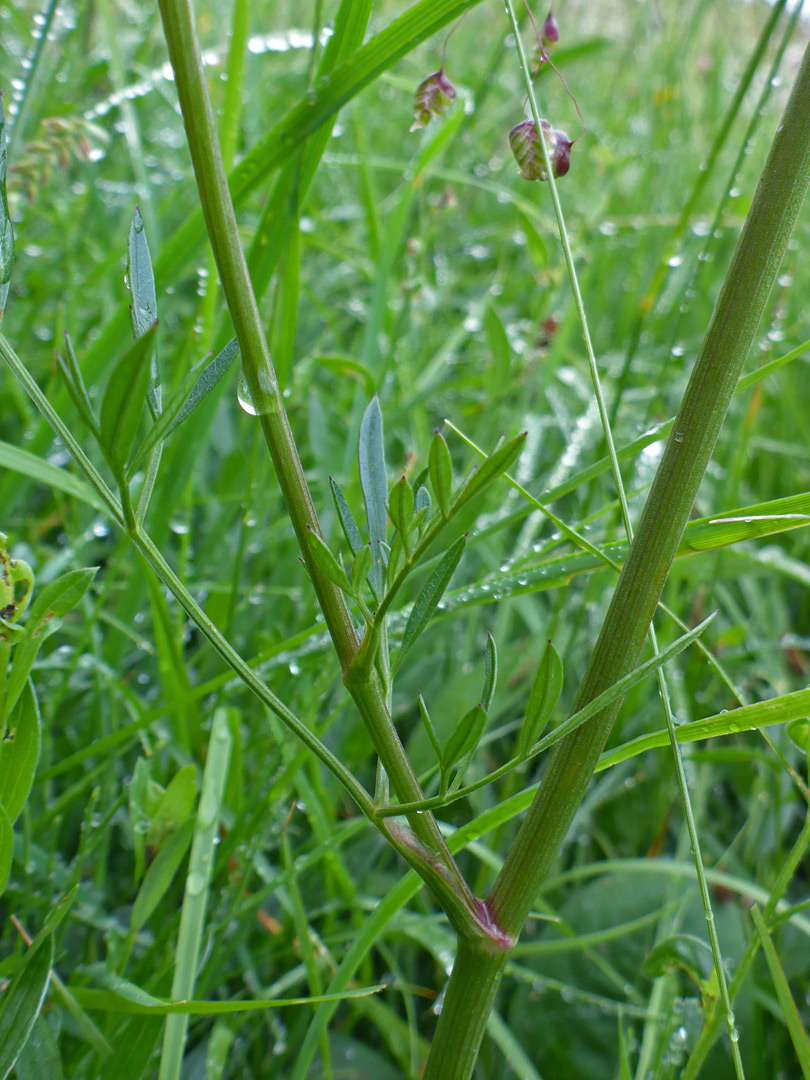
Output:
left=752, top=905, right=810, bottom=1079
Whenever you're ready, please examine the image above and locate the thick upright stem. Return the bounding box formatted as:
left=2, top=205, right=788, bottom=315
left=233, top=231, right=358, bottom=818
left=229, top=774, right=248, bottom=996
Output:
left=424, top=36, right=810, bottom=1080
left=422, top=941, right=508, bottom=1080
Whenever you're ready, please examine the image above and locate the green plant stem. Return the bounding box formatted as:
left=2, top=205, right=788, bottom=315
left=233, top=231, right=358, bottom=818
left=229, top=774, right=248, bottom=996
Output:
left=423, top=941, right=508, bottom=1080
left=424, top=27, right=810, bottom=1080
left=154, top=0, right=481, bottom=934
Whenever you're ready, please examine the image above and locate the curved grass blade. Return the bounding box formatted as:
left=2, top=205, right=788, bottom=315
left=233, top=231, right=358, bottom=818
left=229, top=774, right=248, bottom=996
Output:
left=597, top=684, right=810, bottom=773
left=752, top=905, right=810, bottom=1078
left=70, top=985, right=384, bottom=1015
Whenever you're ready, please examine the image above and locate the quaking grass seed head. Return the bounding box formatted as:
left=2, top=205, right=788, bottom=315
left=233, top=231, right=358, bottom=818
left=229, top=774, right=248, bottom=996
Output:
left=509, top=118, right=573, bottom=181
left=410, top=69, right=456, bottom=131
left=542, top=8, right=560, bottom=45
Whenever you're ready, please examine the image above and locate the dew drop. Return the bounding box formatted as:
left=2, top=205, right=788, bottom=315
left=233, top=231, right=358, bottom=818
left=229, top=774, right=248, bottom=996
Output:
left=186, top=871, right=206, bottom=896
left=237, top=374, right=259, bottom=416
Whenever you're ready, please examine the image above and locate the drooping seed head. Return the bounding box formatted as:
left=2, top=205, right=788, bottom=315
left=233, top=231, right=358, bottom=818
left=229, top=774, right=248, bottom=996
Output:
left=509, top=118, right=549, bottom=181
left=410, top=69, right=456, bottom=131
left=509, top=119, right=573, bottom=182
left=542, top=8, right=560, bottom=44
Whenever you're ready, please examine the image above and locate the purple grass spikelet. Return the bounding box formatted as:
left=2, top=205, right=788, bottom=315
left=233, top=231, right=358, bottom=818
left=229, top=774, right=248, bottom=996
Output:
left=542, top=8, right=560, bottom=45
left=509, top=118, right=573, bottom=181
left=410, top=68, right=456, bottom=131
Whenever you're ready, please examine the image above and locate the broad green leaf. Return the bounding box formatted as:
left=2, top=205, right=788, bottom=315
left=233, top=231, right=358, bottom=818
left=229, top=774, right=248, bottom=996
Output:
left=0, top=681, right=41, bottom=822
left=444, top=704, right=488, bottom=776
left=393, top=534, right=466, bottom=673
left=597, top=683, right=810, bottom=773
left=0, top=802, right=10, bottom=897
left=641, top=933, right=711, bottom=984
left=99, top=1016, right=162, bottom=1080
left=752, top=905, right=810, bottom=1079
left=99, top=324, right=159, bottom=474
left=130, top=818, right=194, bottom=936
left=386, top=531, right=405, bottom=581
left=517, top=640, right=563, bottom=757
left=415, top=484, right=431, bottom=516
left=145, top=764, right=197, bottom=852
left=359, top=396, right=388, bottom=590
left=417, top=693, right=443, bottom=769
left=480, top=633, right=497, bottom=712
left=428, top=431, right=452, bottom=517
left=13, top=1015, right=65, bottom=1080
left=0, top=934, right=53, bottom=1080
left=27, top=567, right=97, bottom=631
left=388, top=476, right=414, bottom=536
left=307, top=529, right=353, bottom=595
left=57, top=335, right=98, bottom=434
left=3, top=568, right=97, bottom=723
left=130, top=339, right=240, bottom=474
left=330, top=477, right=364, bottom=555
left=127, top=208, right=160, bottom=417
left=453, top=431, right=527, bottom=512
